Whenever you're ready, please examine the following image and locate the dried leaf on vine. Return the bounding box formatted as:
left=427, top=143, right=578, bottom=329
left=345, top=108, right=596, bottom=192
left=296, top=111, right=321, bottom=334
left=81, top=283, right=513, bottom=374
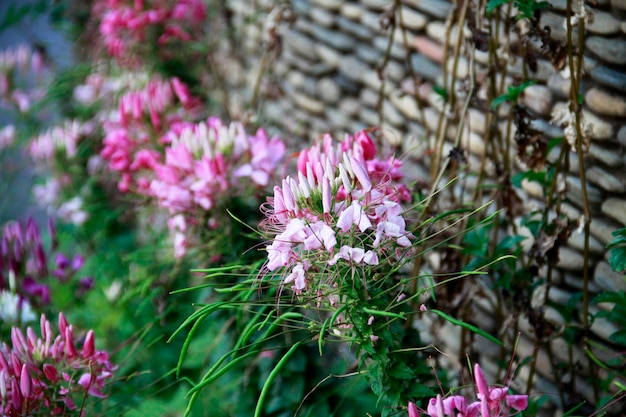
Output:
left=448, top=146, right=467, bottom=163
left=528, top=218, right=571, bottom=271
left=538, top=26, right=567, bottom=71
left=466, top=7, right=489, bottom=52
left=514, top=105, right=548, bottom=171
left=496, top=175, right=525, bottom=217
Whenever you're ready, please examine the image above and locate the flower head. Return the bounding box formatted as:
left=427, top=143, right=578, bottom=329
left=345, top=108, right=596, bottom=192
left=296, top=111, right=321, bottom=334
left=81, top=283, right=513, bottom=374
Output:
left=410, top=363, right=528, bottom=417
left=0, top=313, right=116, bottom=416
left=261, top=129, right=413, bottom=294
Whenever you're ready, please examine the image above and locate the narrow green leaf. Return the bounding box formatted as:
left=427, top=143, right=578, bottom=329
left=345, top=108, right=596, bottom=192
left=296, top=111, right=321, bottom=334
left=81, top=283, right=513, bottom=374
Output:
left=254, top=341, right=303, bottom=417
left=430, top=309, right=503, bottom=346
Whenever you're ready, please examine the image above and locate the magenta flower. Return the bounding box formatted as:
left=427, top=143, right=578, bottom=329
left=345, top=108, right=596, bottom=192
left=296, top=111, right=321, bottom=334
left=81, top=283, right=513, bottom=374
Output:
left=1, top=219, right=92, bottom=324
left=144, top=118, right=285, bottom=258
left=93, top=0, right=207, bottom=66
left=0, top=313, right=116, bottom=416
left=409, top=363, right=528, bottom=417
left=261, top=129, right=413, bottom=294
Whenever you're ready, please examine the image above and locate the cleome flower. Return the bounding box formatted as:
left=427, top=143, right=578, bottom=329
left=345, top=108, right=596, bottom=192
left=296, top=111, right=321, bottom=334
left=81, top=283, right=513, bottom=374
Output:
left=93, top=0, right=207, bottom=67
left=149, top=117, right=286, bottom=258
left=408, top=363, right=528, bottom=417
left=0, top=218, right=93, bottom=325
left=0, top=313, right=116, bottom=416
left=100, top=75, right=200, bottom=193
left=261, top=129, right=413, bottom=294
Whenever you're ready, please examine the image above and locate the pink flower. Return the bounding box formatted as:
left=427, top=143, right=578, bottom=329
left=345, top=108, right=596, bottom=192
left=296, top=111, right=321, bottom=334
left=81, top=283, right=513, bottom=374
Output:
left=414, top=363, right=528, bottom=417
left=261, top=129, right=413, bottom=294
left=0, top=314, right=116, bottom=415
left=337, top=200, right=372, bottom=233
left=303, top=222, right=336, bottom=251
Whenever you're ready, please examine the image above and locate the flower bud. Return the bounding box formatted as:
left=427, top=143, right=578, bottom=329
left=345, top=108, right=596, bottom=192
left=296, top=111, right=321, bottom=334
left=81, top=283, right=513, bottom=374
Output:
left=82, top=330, right=95, bottom=358
left=408, top=402, right=420, bottom=417
left=20, top=364, right=31, bottom=398
left=43, top=363, right=59, bottom=382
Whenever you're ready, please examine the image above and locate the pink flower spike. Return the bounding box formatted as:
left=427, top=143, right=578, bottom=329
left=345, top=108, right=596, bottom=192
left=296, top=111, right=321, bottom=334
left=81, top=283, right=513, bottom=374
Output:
left=11, top=328, right=27, bottom=354
left=281, top=179, right=296, bottom=212
left=297, top=171, right=311, bottom=198
left=506, top=394, right=529, bottom=411
left=474, top=363, right=490, bottom=417
left=171, top=77, right=191, bottom=106
left=65, top=327, right=78, bottom=358
left=83, top=330, right=95, bottom=358
left=58, top=312, right=68, bottom=336
left=0, top=371, right=6, bottom=399
left=322, top=177, right=332, bottom=215
left=43, top=363, right=59, bottom=382
left=339, top=164, right=352, bottom=193
left=297, top=148, right=309, bottom=174
left=19, top=364, right=31, bottom=398
left=408, top=401, right=420, bottom=417
left=355, top=130, right=377, bottom=160
left=305, top=162, right=317, bottom=191
left=11, top=378, right=22, bottom=409
left=350, top=156, right=372, bottom=192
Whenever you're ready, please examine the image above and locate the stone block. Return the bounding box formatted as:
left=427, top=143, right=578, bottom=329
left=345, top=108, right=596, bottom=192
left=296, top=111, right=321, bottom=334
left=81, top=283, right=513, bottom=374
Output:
left=585, top=87, right=626, bottom=117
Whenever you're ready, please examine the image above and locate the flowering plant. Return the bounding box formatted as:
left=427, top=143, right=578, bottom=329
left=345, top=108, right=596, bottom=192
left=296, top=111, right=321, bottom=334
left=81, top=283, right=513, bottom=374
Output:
left=0, top=313, right=116, bottom=416
left=93, top=0, right=207, bottom=69
left=408, top=364, right=528, bottom=417
left=149, top=116, right=286, bottom=259
left=262, top=129, right=412, bottom=297
left=0, top=218, right=92, bottom=330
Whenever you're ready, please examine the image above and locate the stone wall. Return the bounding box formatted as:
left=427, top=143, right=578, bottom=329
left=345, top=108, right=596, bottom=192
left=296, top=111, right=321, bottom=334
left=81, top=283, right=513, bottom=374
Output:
left=221, top=0, right=626, bottom=412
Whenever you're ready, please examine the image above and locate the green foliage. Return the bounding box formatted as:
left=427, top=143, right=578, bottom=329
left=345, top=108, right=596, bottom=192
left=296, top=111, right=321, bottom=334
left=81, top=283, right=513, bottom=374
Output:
left=491, top=80, right=537, bottom=109
left=0, top=0, right=49, bottom=32
left=486, top=0, right=550, bottom=20
left=593, top=291, right=626, bottom=346
left=606, top=228, right=626, bottom=273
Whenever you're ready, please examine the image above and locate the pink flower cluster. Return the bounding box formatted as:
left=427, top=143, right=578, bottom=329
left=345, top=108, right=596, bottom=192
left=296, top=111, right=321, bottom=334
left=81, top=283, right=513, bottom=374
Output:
left=262, top=130, right=412, bottom=294
left=408, top=364, right=528, bottom=417
left=94, top=0, right=207, bottom=66
left=100, top=76, right=199, bottom=192
left=0, top=313, right=116, bottom=416
left=29, top=120, right=94, bottom=163
left=150, top=117, right=286, bottom=258
left=1, top=218, right=93, bottom=324
left=0, top=44, right=47, bottom=113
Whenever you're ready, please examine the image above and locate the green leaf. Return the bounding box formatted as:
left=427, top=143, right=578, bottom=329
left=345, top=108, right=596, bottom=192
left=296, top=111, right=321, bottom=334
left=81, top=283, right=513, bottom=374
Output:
left=609, top=329, right=626, bottom=346
left=430, top=309, right=503, bottom=346
left=490, top=94, right=510, bottom=110
left=433, top=85, right=448, bottom=101
left=407, top=384, right=436, bottom=399
left=491, top=80, right=537, bottom=109
left=608, top=248, right=626, bottom=273
left=593, top=291, right=626, bottom=305
left=607, top=228, right=626, bottom=248
left=495, top=235, right=525, bottom=252
left=547, top=137, right=564, bottom=153
left=388, top=362, right=415, bottom=379
left=486, top=0, right=512, bottom=15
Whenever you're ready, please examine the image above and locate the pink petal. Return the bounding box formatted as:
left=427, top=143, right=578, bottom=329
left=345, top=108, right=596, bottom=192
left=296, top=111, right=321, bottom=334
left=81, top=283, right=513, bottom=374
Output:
left=506, top=394, right=529, bottom=411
